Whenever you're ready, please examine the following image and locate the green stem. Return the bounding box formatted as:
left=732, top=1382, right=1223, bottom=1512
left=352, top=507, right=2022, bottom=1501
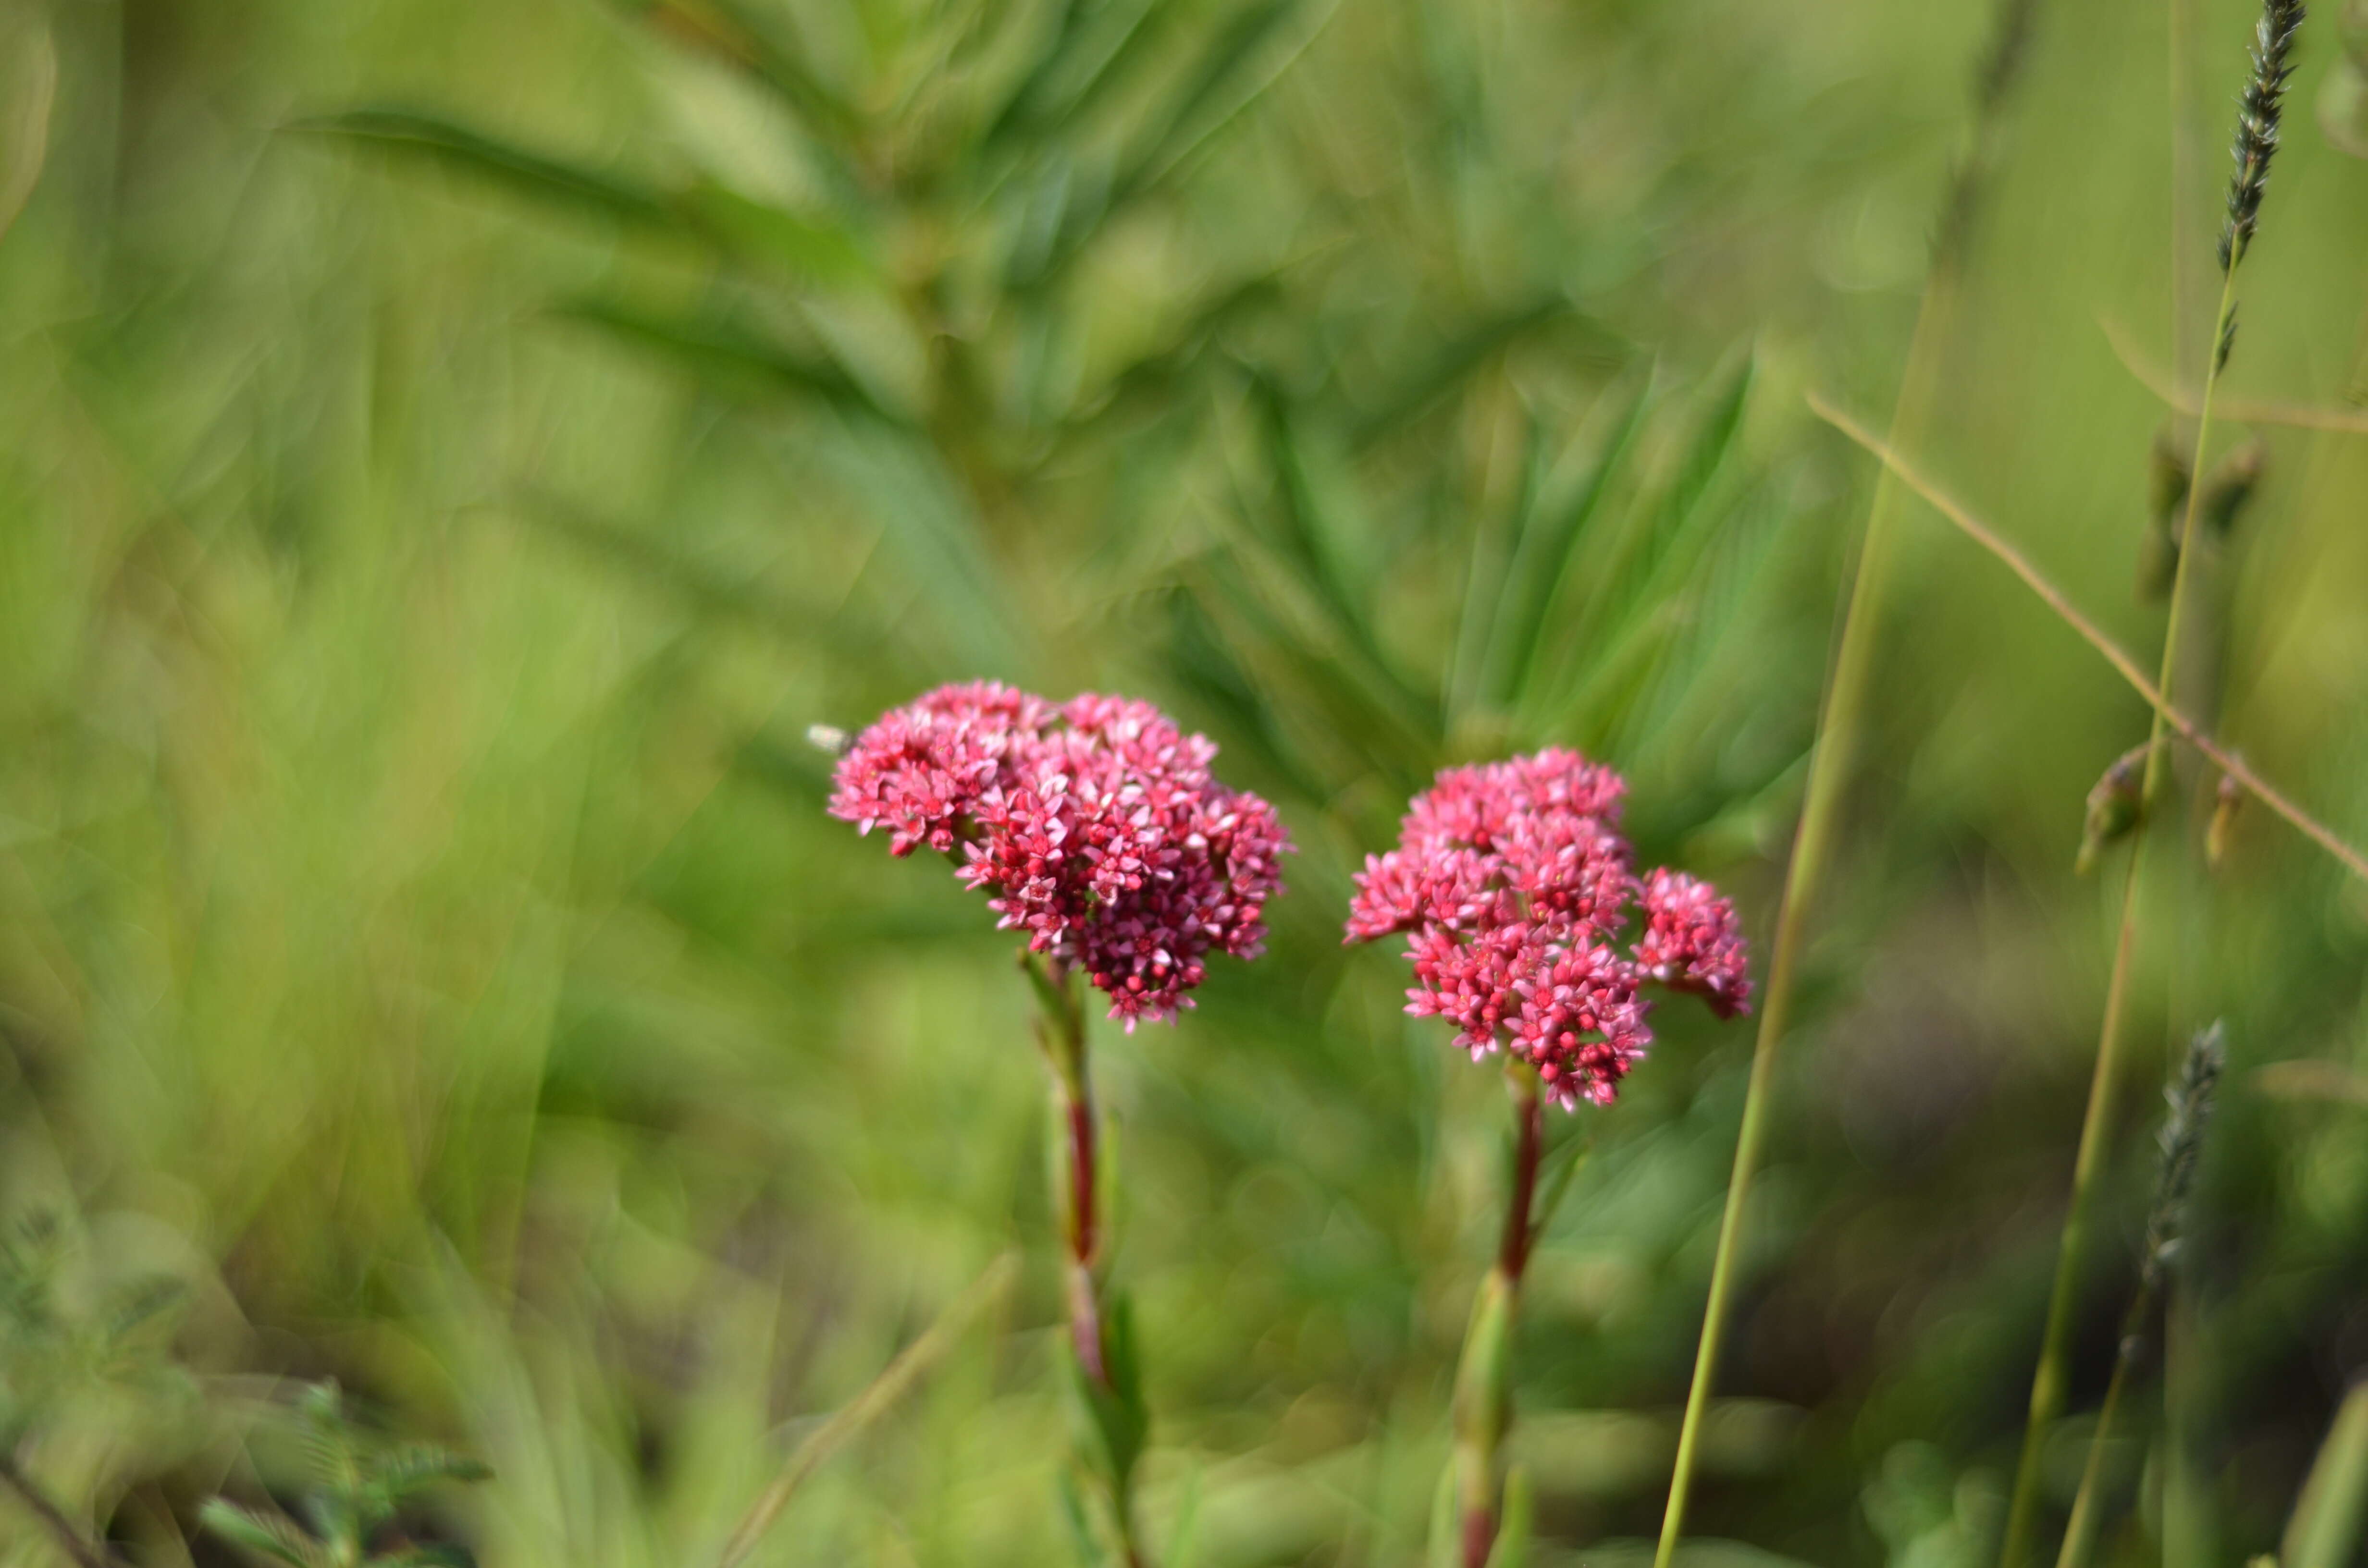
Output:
left=1031, top=956, right=1150, bottom=1568
left=1453, top=1069, right=1543, bottom=1568
left=2053, top=1287, right=2154, bottom=1568
left=1652, top=263, right=1958, bottom=1568
left=1996, top=266, right=2238, bottom=1568
left=1998, top=849, right=2143, bottom=1568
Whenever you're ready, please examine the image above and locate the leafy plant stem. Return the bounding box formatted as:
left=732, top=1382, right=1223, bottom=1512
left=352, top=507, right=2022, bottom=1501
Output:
left=1452, top=1067, right=1542, bottom=1568
left=2048, top=1229, right=2154, bottom=1568
left=1030, top=954, right=1150, bottom=1568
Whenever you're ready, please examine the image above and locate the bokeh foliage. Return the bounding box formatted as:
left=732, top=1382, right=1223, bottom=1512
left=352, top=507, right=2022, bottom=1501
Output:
left=2, top=0, right=2368, bottom=1564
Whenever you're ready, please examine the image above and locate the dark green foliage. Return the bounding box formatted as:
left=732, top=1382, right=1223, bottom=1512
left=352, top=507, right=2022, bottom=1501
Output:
left=203, top=1384, right=489, bottom=1568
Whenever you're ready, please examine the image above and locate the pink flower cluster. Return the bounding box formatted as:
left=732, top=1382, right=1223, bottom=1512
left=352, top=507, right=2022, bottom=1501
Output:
left=829, top=682, right=1291, bottom=1029
left=1344, top=750, right=1749, bottom=1109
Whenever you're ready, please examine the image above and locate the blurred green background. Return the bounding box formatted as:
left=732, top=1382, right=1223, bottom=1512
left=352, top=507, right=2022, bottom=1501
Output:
left=3, top=0, right=2368, bottom=1563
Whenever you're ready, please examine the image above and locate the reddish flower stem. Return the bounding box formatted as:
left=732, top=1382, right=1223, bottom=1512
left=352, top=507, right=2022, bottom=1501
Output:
left=1497, top=1083, right=1544, bottom=1285
left=1061, top=1079, right=1109, bottom=1385
left=1031, top=954, right=1147, bottom=1568
left=1458, top=1069, right=1544, bottom=1568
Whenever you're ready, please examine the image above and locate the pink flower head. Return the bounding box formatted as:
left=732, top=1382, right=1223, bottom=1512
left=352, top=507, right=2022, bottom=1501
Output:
left=830, top=684, right=1292, bottom=1029
left=1345, top=748, right=1749, bottom=1109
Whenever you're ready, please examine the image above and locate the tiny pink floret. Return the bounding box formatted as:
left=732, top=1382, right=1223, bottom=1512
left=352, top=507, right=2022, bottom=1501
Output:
left=1344, top=748, right=1749, bottom=1109
left=829, top=683, right=1291, bottom=1028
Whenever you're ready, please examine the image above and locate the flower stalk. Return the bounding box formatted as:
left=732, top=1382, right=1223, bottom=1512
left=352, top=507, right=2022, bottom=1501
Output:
left=830, top=685, right=1290, bottom=1568
left=1999, top=8, right=2300, bottom=1564
left=1653, top=4, right=2036, bottom=1559
left=1452, top=1068, right=1544, bottom=1568
left=1028, top=953, right=1150, bottom=1568
left=2050, top=1025, right=2225, bottom=1568
left=1343, top=749, right=1746, bottom=1567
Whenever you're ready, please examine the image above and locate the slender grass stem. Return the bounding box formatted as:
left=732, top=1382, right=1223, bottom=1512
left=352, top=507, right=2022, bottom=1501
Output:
left=716, top=1253, right=1019, bottom=1568
left=2050, top=1283, right=2150, bottom=1568
left=1652, top=7, right=2040, bottom=1554
left=1997, top=256, right=2240, bottom=1568
left=2050, top=1020, right=2225, bottom=1568
left=1998, top=850, right=2145, bottom=1568
left=1652, top=288, right=1945, bottom=1568
left=1807, top=396, right=2368, bottom=886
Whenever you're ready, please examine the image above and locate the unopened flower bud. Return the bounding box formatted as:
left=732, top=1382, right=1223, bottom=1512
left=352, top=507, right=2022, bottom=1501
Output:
left=2207, top=769, right=2246, bottom=869
left=2077, top=743, right=2149, bottom=876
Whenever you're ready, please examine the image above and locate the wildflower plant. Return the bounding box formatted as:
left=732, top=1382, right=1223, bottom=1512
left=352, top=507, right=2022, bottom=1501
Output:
left=1345, top=749, right=1747, bottom=1567
left=0, top=1211, right=191, bottom=1568
left=830, top=682, right=1290, bottom=1564
left=201, top=1382, right=490, bottom=1568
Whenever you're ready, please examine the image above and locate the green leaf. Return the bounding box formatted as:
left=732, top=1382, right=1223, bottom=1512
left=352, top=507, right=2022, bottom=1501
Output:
left=1448, top=408, right=1547, bottom=723
left=299, top=110, right=673, bottom=228
left=2285, top=1384, right=2368, bottom=1568
left=1025, top=0, right=1323, bottom=282
left=371, top=1548, right=475, bottom=1568
left=675, top=181, right=879, bottom=290
left=1118, top=0, right=1301, bottom=191
left=508, top=487, right=820, bottom=639
left=553, top=297, right=912, bottom=427
left=1588, top=354, right=1753, bottom=636
left=1348, top=296, right=1606, bottom=451
left=981, top=0, right=1162, bottom=152
left=1249, top=376, right=1438, bottom=738
left=1489, top=377, right=1652, bottom=708
left=1482, top=1463, right=1531, bottom=1568
left=364, top=1444, right=493, bottom=1508
left=629, top=0, right=862, bottom=147
left=1162, top=586, right=1326, bottom=805
left=200, top=1499, right=330, bottom=1568
left=1543, top=357, right=1759, bottom=739
left=1065, top=1290, right=1148, bottom=1494
left=1071, top=269, right=1287, bottom=427
left=796, top=418, right=1028, bottom=676
left=1056, top=1467, right=1117, bottom=1568
left=1426, top=1455, right=1461, bottom=1568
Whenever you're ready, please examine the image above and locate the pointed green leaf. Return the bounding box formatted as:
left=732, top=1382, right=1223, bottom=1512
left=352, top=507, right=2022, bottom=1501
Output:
left=675, top=181, right=878, bottom=290
left=1056, top=1467, right=1117, bottom=1568
left=1064, top=1289, right=1148, bottom=1494
left=553, top=298, right=911, bottom=427
left=1348, top=296, right=1608, bottom=451
left=1482, top=1463, right=1531, bottom=1568
left=633, top=0, right=861, bottom=145
left=1426, top=1455, right=1461, bottom=1568
left=2286, top=1384, right=2368, bottom=1568
left=364, top=1444, right=492, bottom=1507
left=299, top=110, right=673, bottom=228
left=982, top=0, right=1162, bottom=152
left=1493, top=377, right=1652, bottom=706
left=200, top=1499, right=330, bottom=1568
